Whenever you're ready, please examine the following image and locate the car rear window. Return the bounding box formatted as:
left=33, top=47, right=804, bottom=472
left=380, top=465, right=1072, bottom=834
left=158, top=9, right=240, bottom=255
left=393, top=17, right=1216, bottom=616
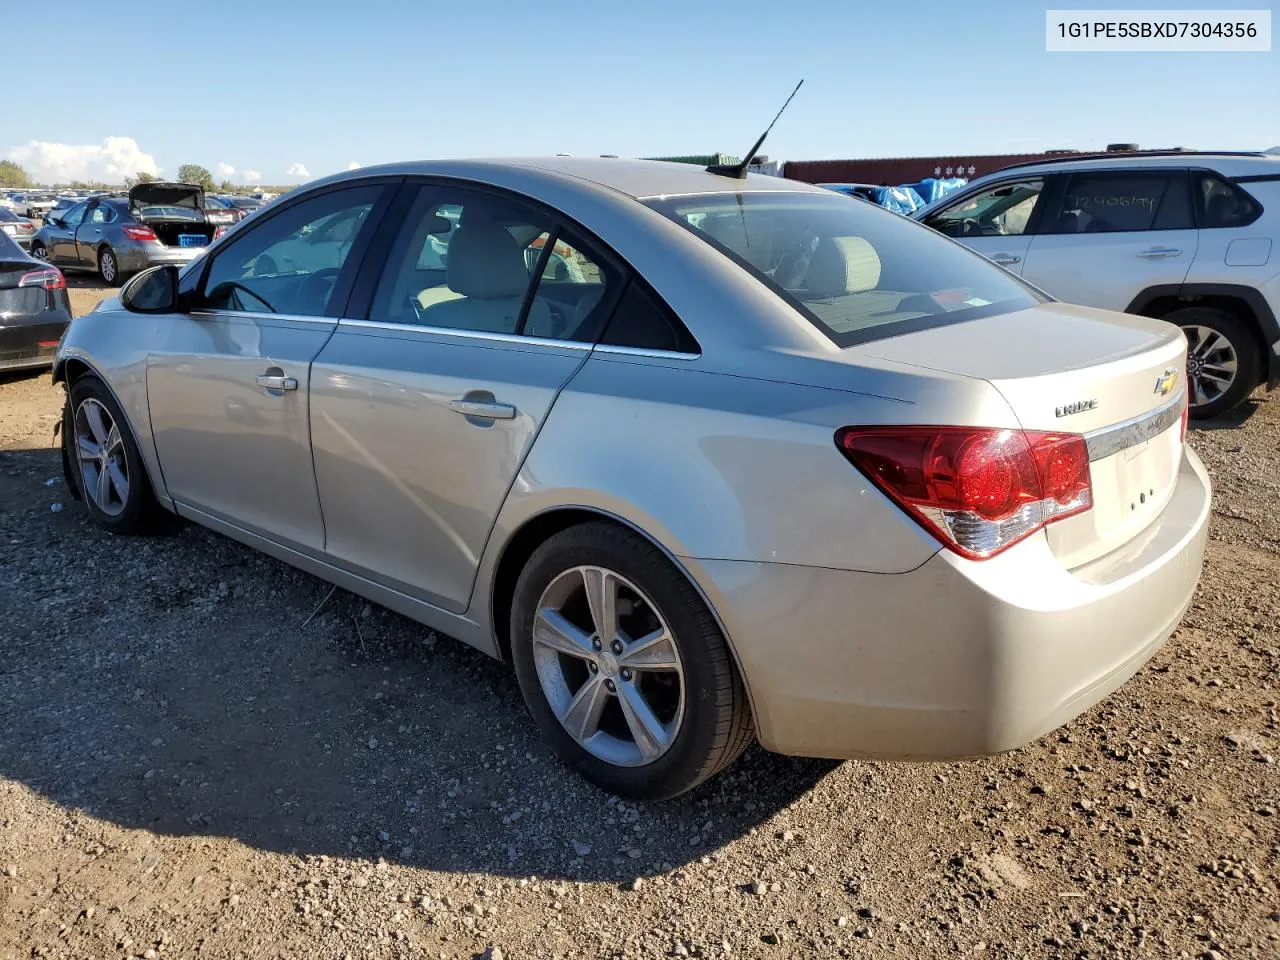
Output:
left=643, top=191, right=1044, bottom=347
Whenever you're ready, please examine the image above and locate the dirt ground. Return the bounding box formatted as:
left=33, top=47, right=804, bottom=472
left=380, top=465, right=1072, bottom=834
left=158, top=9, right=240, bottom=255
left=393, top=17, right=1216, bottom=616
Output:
left=1, top=283, right=1277, bottom=960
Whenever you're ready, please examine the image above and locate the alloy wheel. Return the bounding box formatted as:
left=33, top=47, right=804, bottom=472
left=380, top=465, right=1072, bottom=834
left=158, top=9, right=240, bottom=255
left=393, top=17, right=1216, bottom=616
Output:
left=1183, top=325, right=1239, bottom=409
left=73, top=398, right=129, bottom=517
left=531, top=565, right=685, bottom=767
left=32, top=244, right=48, bottom=261
left=100, top=249, right=117, bottom=284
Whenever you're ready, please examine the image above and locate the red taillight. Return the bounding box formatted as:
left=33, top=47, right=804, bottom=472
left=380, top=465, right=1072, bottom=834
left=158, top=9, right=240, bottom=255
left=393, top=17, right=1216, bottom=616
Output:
left=122, top=225, right=157, bottom=241
left=18, top=267, right=66, bottom=290
left=836, top=425, right=1093, bottom=560
left=213, top=226, right=228, bottom=240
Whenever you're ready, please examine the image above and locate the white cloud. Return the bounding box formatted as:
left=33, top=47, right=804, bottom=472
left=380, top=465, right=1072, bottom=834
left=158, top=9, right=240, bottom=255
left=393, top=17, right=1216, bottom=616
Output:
left=286, top=162, right=310, bottom=178
left=4, top=136, right=159, bottom=184
left=216, top=161, right=236, bottom=178
left=243, top=169, right=262, bottom=183
left=346, top=160, right=361, bottom=170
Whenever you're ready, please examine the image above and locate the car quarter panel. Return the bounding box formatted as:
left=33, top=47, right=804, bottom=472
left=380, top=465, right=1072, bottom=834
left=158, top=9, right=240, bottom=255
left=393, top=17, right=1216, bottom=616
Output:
left=486, top=352, right=955, bottom=574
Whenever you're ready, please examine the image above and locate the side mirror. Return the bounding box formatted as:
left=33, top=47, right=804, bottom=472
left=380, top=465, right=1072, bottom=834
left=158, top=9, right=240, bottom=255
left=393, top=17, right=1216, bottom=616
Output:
left=120, top=264, right=180, bottom=314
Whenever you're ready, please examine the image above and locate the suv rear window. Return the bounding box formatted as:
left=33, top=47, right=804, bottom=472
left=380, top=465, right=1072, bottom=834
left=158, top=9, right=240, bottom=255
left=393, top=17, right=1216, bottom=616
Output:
left=643, top=191, right=1043, bottom=346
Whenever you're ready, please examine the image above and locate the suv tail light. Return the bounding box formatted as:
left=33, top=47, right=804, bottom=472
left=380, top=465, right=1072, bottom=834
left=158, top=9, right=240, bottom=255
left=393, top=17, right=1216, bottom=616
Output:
left=122, top=225, right=157, bottom=241
left=18, top=266, right=66, bottom=290
left=835, top=426, right=1092, bottom=560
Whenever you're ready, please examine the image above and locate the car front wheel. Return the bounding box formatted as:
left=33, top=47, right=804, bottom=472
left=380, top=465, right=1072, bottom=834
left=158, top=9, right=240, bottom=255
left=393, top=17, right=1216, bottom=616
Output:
left=511, top=522, right=753, bottom=801
left=64, top=376, right=164, bottom=533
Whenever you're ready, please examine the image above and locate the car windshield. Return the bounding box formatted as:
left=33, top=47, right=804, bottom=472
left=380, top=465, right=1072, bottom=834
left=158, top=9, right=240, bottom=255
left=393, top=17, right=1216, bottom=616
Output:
left=644, top=191, right=1044, bottom=346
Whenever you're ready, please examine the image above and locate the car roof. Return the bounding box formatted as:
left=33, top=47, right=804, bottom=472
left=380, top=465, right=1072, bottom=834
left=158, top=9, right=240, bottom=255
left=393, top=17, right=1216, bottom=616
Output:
left=315, top=156, right=828, bottom=201
left=971, top=151, right=1280, bottom=180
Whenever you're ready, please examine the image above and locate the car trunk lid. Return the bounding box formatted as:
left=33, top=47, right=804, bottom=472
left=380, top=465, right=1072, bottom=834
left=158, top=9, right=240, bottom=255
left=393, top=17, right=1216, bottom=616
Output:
left=849, top=302, right=1188, bottom=568
left=129, top=183, right=215, bottom=249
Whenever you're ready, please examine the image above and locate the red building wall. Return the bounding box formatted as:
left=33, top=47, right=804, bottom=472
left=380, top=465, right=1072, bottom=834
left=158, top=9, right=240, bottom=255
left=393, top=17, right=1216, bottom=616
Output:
left=784, top=153, right=1071, bottom=185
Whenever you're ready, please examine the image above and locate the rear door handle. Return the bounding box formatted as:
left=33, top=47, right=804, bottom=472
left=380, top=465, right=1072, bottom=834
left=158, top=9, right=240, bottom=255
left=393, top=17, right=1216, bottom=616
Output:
left=256, top=373, right=298, bottom=392
left=989, top=253, right=1021, bottom=265
left=448, top=398, right=516, bottom=420
left=1137, top=246, right=1182, bottom=259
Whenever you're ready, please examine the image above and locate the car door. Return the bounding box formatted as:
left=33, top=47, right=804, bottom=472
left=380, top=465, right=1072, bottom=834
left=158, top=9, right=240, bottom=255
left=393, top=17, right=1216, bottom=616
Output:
left=1019, top=169, right=1199, bottom=310
left=75, top=200, right=111, bottom=267
left=309, top=182, right=622, bottom=613
left=919, top=177, right=1047, bottom=274
left=145, top=182, right=392, bottom=550
left=47, top=202, right=86, bottom=264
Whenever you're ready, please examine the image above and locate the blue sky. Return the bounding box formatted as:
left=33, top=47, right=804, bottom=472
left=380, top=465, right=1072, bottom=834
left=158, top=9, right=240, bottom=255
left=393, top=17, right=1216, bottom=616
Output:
left=2, top=0, right=1276, bottom=184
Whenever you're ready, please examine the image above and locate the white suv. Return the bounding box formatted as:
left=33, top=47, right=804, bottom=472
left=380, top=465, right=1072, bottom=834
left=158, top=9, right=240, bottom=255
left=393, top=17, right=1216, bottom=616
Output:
left=915, top=152, right=1280, bottom=417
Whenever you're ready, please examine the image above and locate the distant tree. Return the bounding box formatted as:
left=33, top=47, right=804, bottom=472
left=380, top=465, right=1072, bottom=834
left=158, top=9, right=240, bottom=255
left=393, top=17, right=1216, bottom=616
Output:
left=219, top=179, right=235, bottom=193
left=136, top=171, right=157, bottom=184
left=0, top=160, right=32, bottom=188
left=177, top=164, right=214, bottom=189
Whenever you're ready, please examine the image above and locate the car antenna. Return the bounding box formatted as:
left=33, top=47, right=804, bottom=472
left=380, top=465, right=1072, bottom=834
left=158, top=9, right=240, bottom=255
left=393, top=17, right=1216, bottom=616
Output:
left=706, top=79, right=804, bottom=180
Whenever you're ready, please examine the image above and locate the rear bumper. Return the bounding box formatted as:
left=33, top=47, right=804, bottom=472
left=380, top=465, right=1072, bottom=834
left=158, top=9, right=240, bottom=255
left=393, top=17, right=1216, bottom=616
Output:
left=117, top=243, right=205, bottom=274
left=0, top=317, right=68, bottom=371
left=697, top=447, right=1211, bottom=761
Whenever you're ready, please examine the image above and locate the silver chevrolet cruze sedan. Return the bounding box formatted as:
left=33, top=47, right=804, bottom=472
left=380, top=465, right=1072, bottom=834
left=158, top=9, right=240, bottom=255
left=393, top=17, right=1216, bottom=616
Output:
left=54, top=158, right=1211, bottom=800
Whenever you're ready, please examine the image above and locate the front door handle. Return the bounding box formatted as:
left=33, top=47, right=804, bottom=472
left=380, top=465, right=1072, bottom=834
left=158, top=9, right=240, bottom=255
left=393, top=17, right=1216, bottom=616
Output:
left=448, top=397, right=516, bottom=420
left=256, top=373, right=298, bottom=392
left=1137, top=246, right=1182, bottom=259
left=989, top=253, right=1021, bottom=265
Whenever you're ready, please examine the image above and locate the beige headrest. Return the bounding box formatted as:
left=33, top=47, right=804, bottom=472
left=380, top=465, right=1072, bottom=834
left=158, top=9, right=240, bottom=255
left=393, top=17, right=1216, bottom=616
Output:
left=804, top=236, right=881, bottom=298
left=446, top=225, right=529, bottom=299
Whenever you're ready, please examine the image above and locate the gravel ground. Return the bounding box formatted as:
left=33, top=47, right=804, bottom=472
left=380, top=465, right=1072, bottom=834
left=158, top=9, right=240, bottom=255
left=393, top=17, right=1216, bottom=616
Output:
left=1, top=284, right=1277, bottom=959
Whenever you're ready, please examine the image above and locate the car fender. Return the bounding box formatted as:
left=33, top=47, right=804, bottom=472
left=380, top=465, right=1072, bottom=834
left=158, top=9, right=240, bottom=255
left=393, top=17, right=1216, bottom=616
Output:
left=53, top=307, right=172, bottom=509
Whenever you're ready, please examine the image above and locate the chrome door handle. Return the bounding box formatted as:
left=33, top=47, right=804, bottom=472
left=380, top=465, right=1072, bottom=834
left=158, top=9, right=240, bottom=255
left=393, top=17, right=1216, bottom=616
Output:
left=256, top=373, right=298, bottom=391
left=1137, top=247, right=1181, bottom=259
left=448, top=398, right=516, bottom=420
left=989, top=253, right=1021, bottom=265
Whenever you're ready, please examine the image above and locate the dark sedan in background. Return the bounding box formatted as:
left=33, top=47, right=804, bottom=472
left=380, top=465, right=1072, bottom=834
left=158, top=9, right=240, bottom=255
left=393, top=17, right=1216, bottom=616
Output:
left=32, top=183, right=219, bottom=285
left=0, top=232, right=71, bottom=372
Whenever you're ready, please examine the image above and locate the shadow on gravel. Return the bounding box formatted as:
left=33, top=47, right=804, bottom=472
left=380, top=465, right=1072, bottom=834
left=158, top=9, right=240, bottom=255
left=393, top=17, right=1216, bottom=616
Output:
left=0, top=446, right=839, bottom=883
left=1192, top=399, right=1262, bottom=431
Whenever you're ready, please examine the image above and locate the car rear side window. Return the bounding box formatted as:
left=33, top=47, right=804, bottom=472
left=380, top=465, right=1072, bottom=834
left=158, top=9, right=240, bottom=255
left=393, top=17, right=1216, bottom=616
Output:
left=1195, top=172, right=1262, bottom=228
left=369, top=185, right=620, bottom=342
left=600, top=278, right=700, bottom=354
left=644, top=191, right=1042, bottom=347
left=1042, top=172, right=1194, bottom=234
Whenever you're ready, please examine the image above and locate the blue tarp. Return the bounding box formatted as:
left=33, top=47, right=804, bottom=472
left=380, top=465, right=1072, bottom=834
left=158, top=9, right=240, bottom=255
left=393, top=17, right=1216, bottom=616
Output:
left=818, top=183, right=926, bottom=215
left=905, top=177, right=968, bottom=205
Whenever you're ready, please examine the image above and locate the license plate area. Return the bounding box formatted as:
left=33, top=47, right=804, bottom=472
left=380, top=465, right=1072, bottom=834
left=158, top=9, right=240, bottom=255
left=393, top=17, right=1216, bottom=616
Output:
left=178, top=234, right=207, bottom=248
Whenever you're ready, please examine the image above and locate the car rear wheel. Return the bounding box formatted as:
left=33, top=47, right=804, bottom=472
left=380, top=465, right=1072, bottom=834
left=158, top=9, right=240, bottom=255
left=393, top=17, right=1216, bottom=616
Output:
left=1164, top=307, right=1260, bottom=419
left=64, top=376, right=164, bottom=534
left=510, top=522, right=753, bottom=801
left=98, top=246, right=120, bottom=286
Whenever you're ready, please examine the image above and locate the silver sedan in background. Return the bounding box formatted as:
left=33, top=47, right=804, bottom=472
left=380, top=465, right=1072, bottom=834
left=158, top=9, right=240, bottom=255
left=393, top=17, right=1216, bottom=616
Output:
left=53, top=158, right=1210, bottom=800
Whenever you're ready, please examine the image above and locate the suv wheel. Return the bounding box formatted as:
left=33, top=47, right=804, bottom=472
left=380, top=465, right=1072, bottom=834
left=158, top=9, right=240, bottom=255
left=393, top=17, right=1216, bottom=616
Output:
left=1163, top=307, right=1261, bottom=419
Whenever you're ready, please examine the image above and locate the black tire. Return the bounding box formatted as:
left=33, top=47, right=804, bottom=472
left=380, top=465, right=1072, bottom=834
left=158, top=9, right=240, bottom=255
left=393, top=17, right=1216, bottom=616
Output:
left=30, top=241, right=48, bottom=261
left=64, top=376, right=164, bottom=534
left=1163, top=306, right=1262, bottom=419
left=510, top=522, right=753, bottom=801
left=97, top=246, right=121, bottom=286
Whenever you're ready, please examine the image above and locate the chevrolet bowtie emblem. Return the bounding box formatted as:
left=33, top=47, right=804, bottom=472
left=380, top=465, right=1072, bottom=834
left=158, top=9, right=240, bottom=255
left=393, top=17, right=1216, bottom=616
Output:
left=1154, top=368, right=1179, bottom=397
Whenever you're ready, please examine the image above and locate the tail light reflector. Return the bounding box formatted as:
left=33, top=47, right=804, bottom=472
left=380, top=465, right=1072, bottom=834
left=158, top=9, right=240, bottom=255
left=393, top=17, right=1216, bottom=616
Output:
left=835, top=426, right=1092, bottom=560
left=213, top=226, right=228, bottom=240
left=18, top=267, right=66, bottom=290
left=122, top=225, right=157, bottom=241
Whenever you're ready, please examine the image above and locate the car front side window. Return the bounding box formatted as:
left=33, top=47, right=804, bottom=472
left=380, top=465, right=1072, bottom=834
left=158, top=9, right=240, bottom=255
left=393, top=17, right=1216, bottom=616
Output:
left=60, top=203, right=87, bottom=227
left=925, top=179, right=1045, bottom=238
left=196, top=185, right=382, bottom=317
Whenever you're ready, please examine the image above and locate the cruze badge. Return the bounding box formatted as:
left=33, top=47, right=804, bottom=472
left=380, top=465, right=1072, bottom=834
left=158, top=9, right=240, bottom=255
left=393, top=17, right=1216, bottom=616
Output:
left=1154, top=368, right=1179, bottom=397
left=1055, top=398, right=1098, bottom=418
